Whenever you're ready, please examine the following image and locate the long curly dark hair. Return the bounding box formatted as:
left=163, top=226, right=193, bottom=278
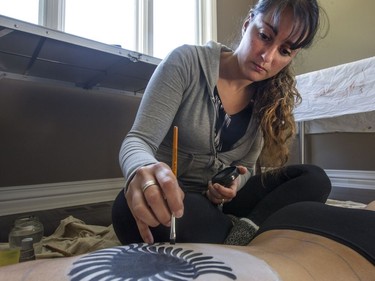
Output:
left=253, top=65, right=300, bottom=168
left=248, top=0, right=327, bottom=168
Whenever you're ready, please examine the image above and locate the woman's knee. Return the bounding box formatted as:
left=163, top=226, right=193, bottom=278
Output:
left=289, top=164, right=330, bottom=186
left=285, top=164, right=332, bottom=200
left=303, top=164, right=331, bottom=189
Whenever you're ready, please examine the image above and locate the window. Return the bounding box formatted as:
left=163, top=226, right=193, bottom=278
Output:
left=65, top=0, right=137, bottom=52
left=0, top=0, right=216, bottom=59
left=0, top=0, right=39, bottom=24
left=153, top=0, right=197, bottom=58
left=64, top=0, right=216, bottom=59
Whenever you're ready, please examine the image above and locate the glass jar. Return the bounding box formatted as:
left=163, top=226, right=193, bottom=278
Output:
left=8, top=216, right=44, bottom=249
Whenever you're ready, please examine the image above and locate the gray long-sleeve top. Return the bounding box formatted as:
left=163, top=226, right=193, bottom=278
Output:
left=120, top=41, right=263, bottom=193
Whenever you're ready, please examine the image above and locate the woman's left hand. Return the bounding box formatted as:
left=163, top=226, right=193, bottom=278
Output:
left=206, top=166, right=247, bottom=205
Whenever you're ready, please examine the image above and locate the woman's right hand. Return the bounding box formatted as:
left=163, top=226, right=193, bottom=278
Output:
left=124, top=162, right=185, bottom=244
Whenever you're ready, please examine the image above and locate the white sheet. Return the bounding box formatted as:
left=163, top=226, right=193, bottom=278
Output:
left=294, top=56, right=375, bottom=122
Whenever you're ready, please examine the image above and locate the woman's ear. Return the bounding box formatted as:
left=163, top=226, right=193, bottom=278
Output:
left=242, top=18, right=250, bottom=36
left=242, top=11, right=255, bottom=36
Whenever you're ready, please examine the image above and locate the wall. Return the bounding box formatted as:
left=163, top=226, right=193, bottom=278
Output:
left=294, top=0, right=375, bottom=74
left=294, top=0, right=375, bottom=172
left=1, top=1, right=374, bottom=213
left=217, top=0, right=375, bottom=171
left=216, top=0, right=253, bottom=49
left=217, top=0, right=375, bottom=74
left=0, top=78, right=140, bottom=187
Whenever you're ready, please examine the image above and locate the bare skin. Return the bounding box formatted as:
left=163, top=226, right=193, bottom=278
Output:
left=0, top=227, right=373, bottom=281
left=248, top=230, right=375, bottom=281
left=365, top=200, right=375, bottom=211
left=1, top=202, right=374, bottom=280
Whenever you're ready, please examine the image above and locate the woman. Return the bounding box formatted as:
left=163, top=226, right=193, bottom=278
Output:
left=112, top=0, right=331, bottom=245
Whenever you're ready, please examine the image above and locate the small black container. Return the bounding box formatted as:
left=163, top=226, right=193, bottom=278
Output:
left=212, top=166, right=239, bottom=187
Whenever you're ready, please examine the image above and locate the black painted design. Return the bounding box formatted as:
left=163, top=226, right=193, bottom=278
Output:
left=69, top=243, right=237, bottom=281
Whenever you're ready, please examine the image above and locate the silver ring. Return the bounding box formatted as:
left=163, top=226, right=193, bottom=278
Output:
left=142, top=180, right=158, bottom=193
left=219, top=198, right=225, bottom=207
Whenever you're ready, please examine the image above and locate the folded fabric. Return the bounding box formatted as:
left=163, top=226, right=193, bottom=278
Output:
left=35, top=216, right=121, bottom=259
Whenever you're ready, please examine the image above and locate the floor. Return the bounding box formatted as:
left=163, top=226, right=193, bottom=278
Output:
left=0, top=201, right=113, bottom=243
left=329, top=186, right=375, bottom=204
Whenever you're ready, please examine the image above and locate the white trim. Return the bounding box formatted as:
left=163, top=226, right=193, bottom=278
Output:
left=0, top=15, right=159, bottom=65
left=39, top=0, right=65, bottom=30
left=198, top=0, right=217, bottom=44
left=0, top=178, right=125, bottom=216
left=325, top=169, right=375, bottom=191
left=1, top=170, right=373, bottom=217
left=137, top=0, right=153, bottom=55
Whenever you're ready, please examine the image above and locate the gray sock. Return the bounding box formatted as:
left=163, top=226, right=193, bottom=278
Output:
left=224, top=217, right=259, bottom=246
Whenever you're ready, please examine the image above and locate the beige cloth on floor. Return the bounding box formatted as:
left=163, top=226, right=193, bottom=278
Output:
left=35, top=216, right=121, bottom=259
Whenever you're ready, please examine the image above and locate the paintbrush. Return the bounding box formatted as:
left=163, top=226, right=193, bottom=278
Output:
left=170, top=126, right=178, bottom=245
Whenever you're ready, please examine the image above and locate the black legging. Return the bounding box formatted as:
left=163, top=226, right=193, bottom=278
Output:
left=256, top=201, right=375, bottom=265
left=224, top=164, right=332, bottom=225
left=112, top=164, right=331, bottom=244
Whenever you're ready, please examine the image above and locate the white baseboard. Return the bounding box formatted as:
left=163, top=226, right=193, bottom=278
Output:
left=0, top=178, right=125, bottom=216
left=325, top=169, right=375, bottom=190
left=1, top=170, right=374, bottom=216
